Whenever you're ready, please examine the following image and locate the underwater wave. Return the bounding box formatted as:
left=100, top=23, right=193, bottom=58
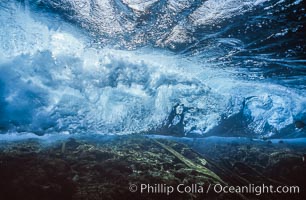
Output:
left=0, top=0, right=305, bottom=138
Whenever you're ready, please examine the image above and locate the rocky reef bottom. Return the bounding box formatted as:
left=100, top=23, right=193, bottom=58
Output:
left=0, top=135, right=305, bottom=200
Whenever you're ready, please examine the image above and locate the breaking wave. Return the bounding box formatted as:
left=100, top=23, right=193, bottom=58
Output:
left=0, top=0, right=305, bottom=138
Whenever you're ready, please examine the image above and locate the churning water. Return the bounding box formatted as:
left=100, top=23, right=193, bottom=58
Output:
left=0, top=0, right=305, bottom=138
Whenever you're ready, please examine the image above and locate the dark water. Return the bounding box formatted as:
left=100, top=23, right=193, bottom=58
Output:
left=0, top=0, right=305, bottom=138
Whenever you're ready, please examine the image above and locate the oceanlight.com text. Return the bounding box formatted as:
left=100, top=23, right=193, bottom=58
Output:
left=129, top=183, right=300, bottom=196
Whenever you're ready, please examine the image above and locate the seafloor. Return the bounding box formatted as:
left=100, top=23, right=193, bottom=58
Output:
left=0, top=135, right=305, bottom=200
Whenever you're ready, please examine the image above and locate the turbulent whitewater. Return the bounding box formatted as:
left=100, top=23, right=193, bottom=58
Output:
left=0, top=0, right=305, bottom=138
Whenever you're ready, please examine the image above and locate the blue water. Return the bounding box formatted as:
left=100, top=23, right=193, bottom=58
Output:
left=0, top=0, right=305, bottom=138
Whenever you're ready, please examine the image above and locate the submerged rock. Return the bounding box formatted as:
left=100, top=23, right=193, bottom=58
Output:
left=0, top=135, right=305, bottom=199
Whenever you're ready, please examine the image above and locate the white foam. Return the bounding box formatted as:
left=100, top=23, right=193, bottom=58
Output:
left=0, top=1, right=304, bottom=137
